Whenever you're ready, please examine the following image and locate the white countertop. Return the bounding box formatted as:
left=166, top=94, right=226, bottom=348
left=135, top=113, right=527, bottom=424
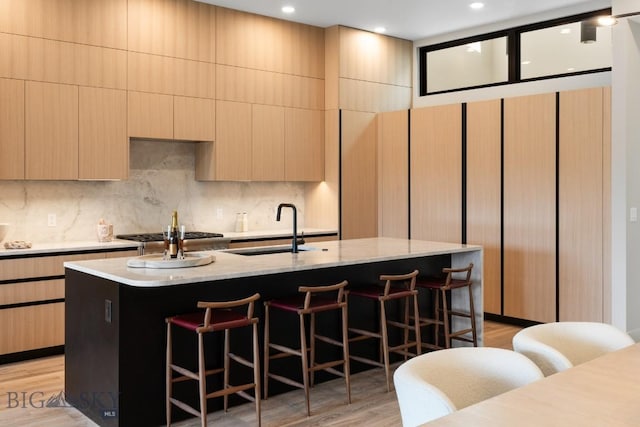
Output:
left=223, top=228, right=337, bottom=240
left=64, top=238, right=481, bottom=287
left=0, top=239, right=140, bottom=258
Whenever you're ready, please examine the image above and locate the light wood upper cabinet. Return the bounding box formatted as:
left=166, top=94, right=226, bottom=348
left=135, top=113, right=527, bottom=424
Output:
left=25, top=81, right=78, bottom=180
left=410, top=104, right=462, bottom=243
left=341, top=110, right=378, bottom=239
left=79, top=87, right=128, bottom=180
left=284, top=108, right=324, bottom=181
left=128, top=91, right=174, bottom=140
left=466, top=99, right=502, bottom=316
left=0, top=0, right=127, bottom=49
left=377, top=109, right=408, bottom=238
left=559, top=87, right=605, bottom=322
left=252, top=104, right=285, bottom=181
left=503, top=93, right=556, bottom=323
left=128, top=0, right=215, bottom=62
left=0, top=78, right=25, bottom=180
left=196, top=100, right=252, bottom=181
left=174, top=96, right=215, bottom=142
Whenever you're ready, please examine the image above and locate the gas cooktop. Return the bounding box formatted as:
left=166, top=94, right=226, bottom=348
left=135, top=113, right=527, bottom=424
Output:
left=116, top=232, right=224, bottom=243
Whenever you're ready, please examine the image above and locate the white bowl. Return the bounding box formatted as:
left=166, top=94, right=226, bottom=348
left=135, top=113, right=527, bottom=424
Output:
left=0, top=223, right=10, bottom=242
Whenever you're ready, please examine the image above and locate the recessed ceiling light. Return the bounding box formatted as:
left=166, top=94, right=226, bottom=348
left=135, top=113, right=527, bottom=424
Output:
left=567, top=67, right=575, bottom=71
left=470, top=2, right=484, bottom=10
left=521, top=60, right=531, bottom=65
left=597, top=15, right=617, bottom=26
left=560, top=28, right=571, bottom=34
left=281, top=5, right=295, bottom=14
left=374, top=26, right=386, bottom=34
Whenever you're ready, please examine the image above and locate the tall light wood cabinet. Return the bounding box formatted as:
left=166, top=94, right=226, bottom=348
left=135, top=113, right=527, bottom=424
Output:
left=558, top=87, right=605, bottom=321
left=377, top=109, right=409, bottom=238
left=25, top=81, right=78, bottom=180
left=466, top=99, right=502, bottom=316
left=410, top=104, right=462, bottom=243
left=503, top=93, right=557, bottom=323
left=341, top=110, right=378, bottom=239
left=79, top=87, right=128, bottom=180
left=0, top=78, right=25, bottom=180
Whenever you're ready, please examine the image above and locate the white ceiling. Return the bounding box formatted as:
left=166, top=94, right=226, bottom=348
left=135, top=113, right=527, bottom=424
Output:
left=196, top=0, right=611, bottom=41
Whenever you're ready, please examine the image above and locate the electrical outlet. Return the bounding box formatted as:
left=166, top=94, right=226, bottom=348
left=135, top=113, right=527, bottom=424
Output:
left=47, top=213, right=56, bottom=227
left=216, top=208, right=223, bottom=220
left=105, top=299, right=112, bottom=323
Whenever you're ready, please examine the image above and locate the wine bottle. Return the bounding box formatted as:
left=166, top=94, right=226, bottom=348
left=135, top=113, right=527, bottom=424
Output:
left=169, top=210, right=179, bottom=258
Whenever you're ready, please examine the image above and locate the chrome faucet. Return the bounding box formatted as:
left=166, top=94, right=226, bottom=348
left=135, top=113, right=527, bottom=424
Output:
left=276, top=203, right=298, bottom=253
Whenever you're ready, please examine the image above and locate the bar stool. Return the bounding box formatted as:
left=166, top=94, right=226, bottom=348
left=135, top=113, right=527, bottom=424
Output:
left=166, top=293, right=261, bottom=427
left=416, top=263, right=477, bottom=350
left=264, top=280, right=350, bottom=416
left=347, top=270, right=421, bottom=392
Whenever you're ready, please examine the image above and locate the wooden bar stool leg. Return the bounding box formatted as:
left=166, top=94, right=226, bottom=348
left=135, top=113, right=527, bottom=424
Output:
left=166, top=322, right=172, bottom=427
left=198, top=332, right=207, bottom=427
left=310, top=312, right=316, bottom=388
left=441, top=288, right=451, bottom=349
left=299, top=312, right=311, bottom=416
left=223, top=329, right=230, bottom=412
left=252, top=322, right=262, bottom=427
left=468, top=284, right=478, bottom=346
left=379, top=299, right=391, bottom=392
left=403, top=297, right=410, bottom=361
left=263, top=303, right=270, bottom=400
left=342, top=303, right=351, bottom=404
left=434, top=289, right=441, bottom=348
left=412, top=293, right=422, bottom=355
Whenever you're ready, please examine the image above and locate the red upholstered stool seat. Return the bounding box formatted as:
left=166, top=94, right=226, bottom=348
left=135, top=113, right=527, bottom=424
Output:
left=264, top=280, right=350, bottom=416
left=414, top=263, right=477, bottom=350
left=165, top=293, right=261, bottom=427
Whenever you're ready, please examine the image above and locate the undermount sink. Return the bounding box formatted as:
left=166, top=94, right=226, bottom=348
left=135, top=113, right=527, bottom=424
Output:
left=225, top=245, right=318, bottom=256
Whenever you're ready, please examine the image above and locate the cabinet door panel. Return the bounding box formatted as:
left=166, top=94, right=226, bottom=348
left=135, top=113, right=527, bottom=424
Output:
left=503, top=93, right=556, bottom=323
left=25, top=81, right=78, bottom=180
left=128, top=91, right=173, bottom=139
left=0, top=303, right=64, bottom=354
left=377, top=109, right=408, bottom=238
left=559, top=88, right=604, bottom=321
left=341, top=110, right=377, bottom=239
left=174, top=96, right=214, bottom=142
left=284, top=108, right=324, bottom=181
left=79, top=87, right=128, bottom=180
left=0, top=78, right=25, bottom=179
left=467, top=99, right=502, bottom=315
left=252, top=104, right=284, bottom=181
left=209, top=100, right=251, bottom=181
left=410, top=104, right=462, bottom=243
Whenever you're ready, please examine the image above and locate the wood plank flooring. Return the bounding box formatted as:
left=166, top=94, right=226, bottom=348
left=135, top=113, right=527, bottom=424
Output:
left=0, top=321, right=521, bottom=427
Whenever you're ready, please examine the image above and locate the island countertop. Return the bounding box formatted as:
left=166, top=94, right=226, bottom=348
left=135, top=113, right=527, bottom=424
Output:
left=64, top=237, right=481, bottom=287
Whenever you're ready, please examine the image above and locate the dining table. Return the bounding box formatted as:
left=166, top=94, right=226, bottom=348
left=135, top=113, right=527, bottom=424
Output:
left=424, top=342, right=640, bottom=426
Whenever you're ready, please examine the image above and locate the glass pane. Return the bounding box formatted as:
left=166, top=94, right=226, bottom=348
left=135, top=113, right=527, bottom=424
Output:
left=520, top=21, right=611, bottom=79
left=426, top=37, right=508, bottom=93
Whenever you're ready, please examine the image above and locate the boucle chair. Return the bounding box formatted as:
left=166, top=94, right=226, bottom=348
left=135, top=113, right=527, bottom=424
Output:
left=393, top=347, right=543, bottom=426
left=512, top=321, right=635, bottom=376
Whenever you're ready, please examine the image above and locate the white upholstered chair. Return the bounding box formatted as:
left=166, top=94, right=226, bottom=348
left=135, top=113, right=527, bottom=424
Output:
left=512, top=321, right=635, bottom=377
left=393, top=347, right=544, bottom=426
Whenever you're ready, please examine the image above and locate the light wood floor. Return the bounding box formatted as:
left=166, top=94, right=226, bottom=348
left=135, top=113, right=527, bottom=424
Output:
left=0, top=321, right=521, bottom=427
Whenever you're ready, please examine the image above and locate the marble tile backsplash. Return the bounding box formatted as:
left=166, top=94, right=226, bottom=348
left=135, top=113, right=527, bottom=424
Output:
left=0, top=140, right=306, bottom=243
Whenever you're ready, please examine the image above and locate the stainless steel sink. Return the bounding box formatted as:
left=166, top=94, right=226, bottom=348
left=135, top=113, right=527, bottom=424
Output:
left=225, top=245, right=318, bottom=256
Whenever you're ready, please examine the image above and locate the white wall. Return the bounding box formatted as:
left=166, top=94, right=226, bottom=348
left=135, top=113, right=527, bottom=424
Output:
left=0, top=140, right=307, bottom=243
left=612, top=0, right=640, bottom=338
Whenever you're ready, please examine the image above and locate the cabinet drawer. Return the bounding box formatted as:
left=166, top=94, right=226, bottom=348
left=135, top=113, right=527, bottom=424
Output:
left=0, top=253, right=105, bottom=281
left=0, top=303, right=64, bottom=355
left=0, top=279, right=64, bottom=305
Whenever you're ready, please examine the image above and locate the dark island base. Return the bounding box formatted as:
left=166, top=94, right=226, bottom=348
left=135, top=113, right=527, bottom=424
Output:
left=65, top=255, right=452, bottom=427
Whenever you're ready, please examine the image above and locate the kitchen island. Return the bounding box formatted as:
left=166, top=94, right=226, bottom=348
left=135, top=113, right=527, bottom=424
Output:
left=64, top=238, right=482, bottom=427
